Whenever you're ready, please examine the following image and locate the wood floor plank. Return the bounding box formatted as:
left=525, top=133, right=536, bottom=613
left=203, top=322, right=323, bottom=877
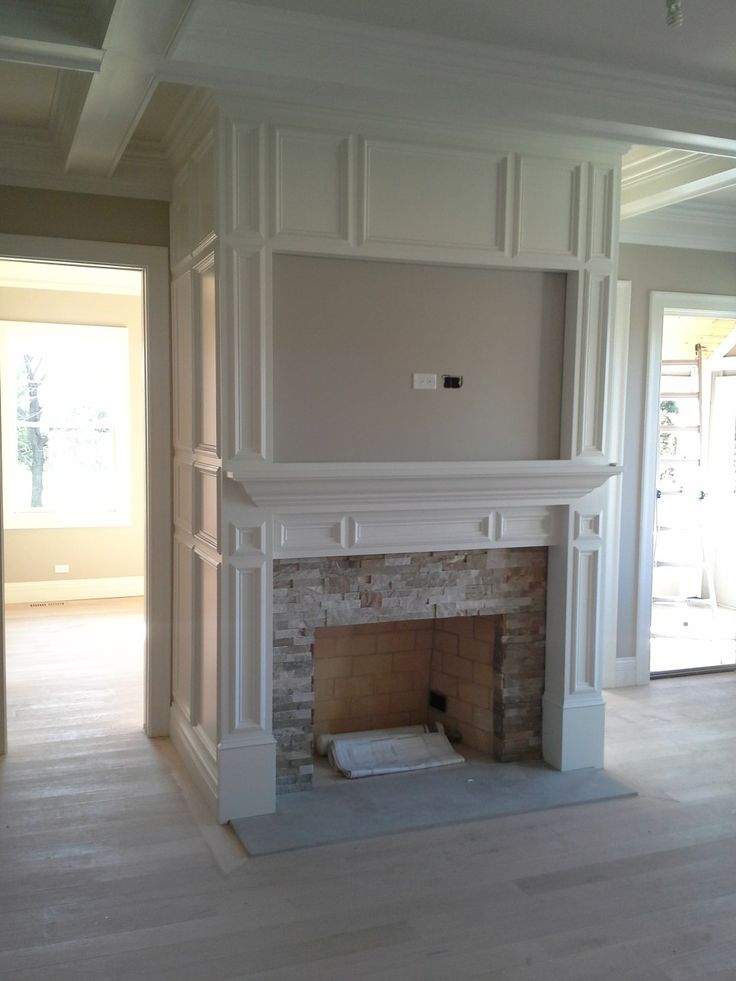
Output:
left=2, top=602, right=736, bottom=979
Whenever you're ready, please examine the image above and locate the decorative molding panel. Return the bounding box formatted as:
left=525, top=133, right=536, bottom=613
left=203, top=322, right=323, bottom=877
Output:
left=192, top=251, right=219, bottom=457
left=514, top=155, right=582, bottom=260
left=571, top=546, right=600, bottom=694
left=228, top=563, right=270, bottom=733
left=193, top=462, right=221, bottom=551
left=362, top=139, right=508, bottom=251
left=191, top=134, right=216, bottom=248
left=229, top=521, right=267, bottom=560
left=271, top=506, right=557, bottom=558
left=587, top=165, right=616, bottom=261
left=192, top=547, right=221, bottom=747
left=226, top=245, right=268, bottom=461
left=171, top=271, right=194, bottom=452
left=172, top=536, right=194, bottom=716
left=227, top=121, right=265, bottom=239
left=173, top=459, right=194, bottom=532
left=276, top=516, right=346, bottom=553
left=576, top=272, right=611, bottom=459
left=273, top=127, right=352, bottom=241
left=495, top=509, right=554, bottom=546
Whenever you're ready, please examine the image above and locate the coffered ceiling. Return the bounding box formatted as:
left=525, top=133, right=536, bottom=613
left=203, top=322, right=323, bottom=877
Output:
left=0, top=0, right=735, bottom=245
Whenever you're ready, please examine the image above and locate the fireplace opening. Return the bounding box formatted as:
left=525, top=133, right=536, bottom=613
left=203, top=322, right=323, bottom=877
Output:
left=313, top=616, right=499, bottom=774
left=273, top=549, right=548, bottom=793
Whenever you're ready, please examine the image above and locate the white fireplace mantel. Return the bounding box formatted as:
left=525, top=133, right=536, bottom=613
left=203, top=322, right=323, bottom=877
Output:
left=228, top=460, right=623, bottom=510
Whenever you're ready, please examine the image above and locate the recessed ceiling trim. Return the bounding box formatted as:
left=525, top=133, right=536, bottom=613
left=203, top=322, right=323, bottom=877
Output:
left=0, top=35, right=103, bottom=73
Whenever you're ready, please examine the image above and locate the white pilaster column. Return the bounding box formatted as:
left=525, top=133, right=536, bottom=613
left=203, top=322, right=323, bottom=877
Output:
left=543, top=491, right=606, bottom=769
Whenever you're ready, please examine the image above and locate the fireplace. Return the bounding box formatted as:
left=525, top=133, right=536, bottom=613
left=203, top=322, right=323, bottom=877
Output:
left=272, top=549, right=546, bottom=792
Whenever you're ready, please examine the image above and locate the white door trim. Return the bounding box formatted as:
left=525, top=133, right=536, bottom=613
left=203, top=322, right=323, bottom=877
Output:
left=0, top=234, right=172, bottom=739
left=636, top=291, right=736, bottom=684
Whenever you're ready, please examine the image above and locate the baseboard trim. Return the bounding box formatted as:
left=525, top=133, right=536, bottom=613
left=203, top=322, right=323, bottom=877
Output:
left=169, top=701, right=218, bottom=816
left=4, top=576, right=144, bottom=605
left=610, top=656, right=639, bottom=688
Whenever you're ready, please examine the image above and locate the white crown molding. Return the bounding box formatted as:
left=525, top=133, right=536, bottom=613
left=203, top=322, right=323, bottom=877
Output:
left=166, top=3, right=736, bottom=152
left=227, top=461, right=622, bottom=510
left=620, top=201, right=736, bottom=253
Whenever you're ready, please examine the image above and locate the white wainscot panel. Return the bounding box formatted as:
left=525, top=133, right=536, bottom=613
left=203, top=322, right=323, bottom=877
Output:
left=274, top=128, right=351, bottom=240
left=576, top=272, right=611, bottom=459
left=192, top=135, right=216, bottom=247
left=228, top=121, right=265, bottom=238
left=587, top=165, right=615, bottom=261
left=515, top=155, right=582, bottom=258
left=572, top=545, right=600, bottom=694
left=495, top=508, right=554, bottom=546
left=363, top=139, right=507, bottom=251
left=229, top=563, right=268, bottom=732
left=350, top=511, right=493, bottom=551
left=193, top=549, right=221, bottom=748
left=193, top=252, right=218, bottom=456
left=174, top=459, right=194, bottom=532
left=276, top=516, right=347, bottom=554
left=172, top=536, right=194, bottom=717
left=228, top=246, right=265, bottom=460
left=193, top=463, right=221, bottom=550
left=228, top=521, right=266, bottom=559
left=171, top=271, right=193, bottom=451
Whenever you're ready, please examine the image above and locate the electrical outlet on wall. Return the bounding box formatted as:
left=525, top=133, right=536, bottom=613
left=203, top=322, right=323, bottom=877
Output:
left=54, top=564, right=70, bottom=574
left=412, top=372, right=437, bottom=390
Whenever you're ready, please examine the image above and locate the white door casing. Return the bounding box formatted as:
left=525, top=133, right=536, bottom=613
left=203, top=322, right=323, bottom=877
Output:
left=636, top=291, right=736, bottom=684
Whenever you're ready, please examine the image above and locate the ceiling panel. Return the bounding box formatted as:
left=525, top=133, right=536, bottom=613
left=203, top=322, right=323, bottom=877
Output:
left=0, top=61, right=59, bottom=127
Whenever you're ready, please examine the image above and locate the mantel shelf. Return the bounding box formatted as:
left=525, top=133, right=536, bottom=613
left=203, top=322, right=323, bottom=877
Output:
left=225, top=460, right=623, bottom=510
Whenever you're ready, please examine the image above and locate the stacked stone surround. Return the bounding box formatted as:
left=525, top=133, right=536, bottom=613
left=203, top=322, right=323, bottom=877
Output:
left=272, top=548, right=547, bottom=793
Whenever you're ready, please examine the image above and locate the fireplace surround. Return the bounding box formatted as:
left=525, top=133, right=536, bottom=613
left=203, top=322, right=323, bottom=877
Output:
left=273, top=549, right=547, bottom=792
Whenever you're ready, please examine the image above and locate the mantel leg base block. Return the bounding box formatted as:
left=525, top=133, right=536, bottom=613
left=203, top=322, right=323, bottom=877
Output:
left=542, top=695, right=605, bottom=771
left=218, top=739, right=276, bottom=823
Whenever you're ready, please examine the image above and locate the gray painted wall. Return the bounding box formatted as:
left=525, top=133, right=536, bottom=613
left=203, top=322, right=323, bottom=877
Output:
left=273, top=255, right=565, bottom=462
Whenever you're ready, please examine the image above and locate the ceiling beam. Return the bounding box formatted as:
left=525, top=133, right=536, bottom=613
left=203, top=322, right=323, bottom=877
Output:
left=621, top=147, right=736, bottom=218
left=63, top=0, right=193, bottom=177
left=0, top=35, right=103, bottom=73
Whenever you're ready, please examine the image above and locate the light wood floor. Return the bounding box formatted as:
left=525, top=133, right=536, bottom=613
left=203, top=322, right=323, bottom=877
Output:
left=2, top=603, right=736, bottom=980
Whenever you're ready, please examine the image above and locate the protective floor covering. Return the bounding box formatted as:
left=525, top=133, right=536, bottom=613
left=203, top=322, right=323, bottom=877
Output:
left=231, top=760, right=635, bottom=856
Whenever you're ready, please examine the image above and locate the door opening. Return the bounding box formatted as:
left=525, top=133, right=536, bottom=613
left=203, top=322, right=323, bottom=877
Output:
left=0, top=259, right=147, bottom=737
left=647, top=303, right=736, bottom=677
left=0, top=235, right=171, bottom=753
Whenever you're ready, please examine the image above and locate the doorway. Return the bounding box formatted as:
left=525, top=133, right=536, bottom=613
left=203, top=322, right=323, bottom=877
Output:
left=642, top=293, right=736, bottom=678
left=0, top=236, right=171, bottom=754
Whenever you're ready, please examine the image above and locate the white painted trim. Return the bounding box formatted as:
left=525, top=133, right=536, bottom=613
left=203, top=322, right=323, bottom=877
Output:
left=620, top=202, right=736, bottom=254
left=228, top=461, right=622, bottom=510
left=170, top=3, right=736, bottom=151
left=601, top=281, right=630, bottom=689
left=611, top=656, right=638, bottom=688
left=4, top=577, right=144, bottom=605
left=637, top=291, right=736, bottom=686
left=0, top=234, right=172, bottom=741
left=169, top=700, right=218, bottom=815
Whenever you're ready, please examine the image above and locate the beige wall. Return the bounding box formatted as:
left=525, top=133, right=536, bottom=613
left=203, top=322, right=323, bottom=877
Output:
left=0, top=186, right=169, bottom=247
left=0, top=286, right=145, bottom=585
left=617, top=244, right=736, bottom=662
left=273, top=255, right=565, bottom=462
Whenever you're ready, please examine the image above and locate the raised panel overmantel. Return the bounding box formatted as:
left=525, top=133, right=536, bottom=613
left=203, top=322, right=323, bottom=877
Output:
left=226, top=461, right=622, bottom=511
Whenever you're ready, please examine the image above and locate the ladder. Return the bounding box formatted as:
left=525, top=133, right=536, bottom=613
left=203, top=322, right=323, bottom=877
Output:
left=653, top=345, right=717, bottom=618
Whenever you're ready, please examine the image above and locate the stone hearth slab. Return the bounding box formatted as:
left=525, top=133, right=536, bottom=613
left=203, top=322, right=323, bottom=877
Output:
left=231, top=761, right=635, bottom=855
